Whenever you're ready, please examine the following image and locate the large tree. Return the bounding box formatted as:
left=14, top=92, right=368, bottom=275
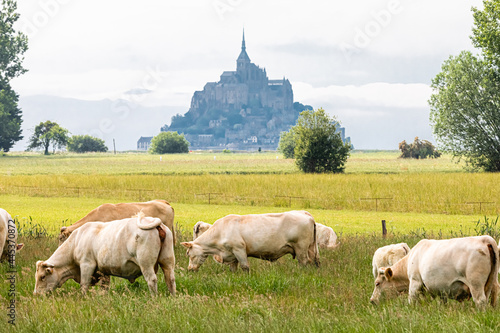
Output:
left=27, top=121, right=69, bottom=155
left=278, top=129, right=296, bottom=159
left=281, top=108, right=351, bottom=173
left=0, top=86, right=22, bottom=151
left=429, top=0, right=500, bottom=171
left=67, top=135, right=108, bottom=153
left=150, top=131, right=189, bottom=154
left=471, top=0, right=500, bottom=71
left=0, top=0, right=28, bottom=152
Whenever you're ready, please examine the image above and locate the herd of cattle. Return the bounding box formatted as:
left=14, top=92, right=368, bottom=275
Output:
left=1, top=199, right=499, bottom=309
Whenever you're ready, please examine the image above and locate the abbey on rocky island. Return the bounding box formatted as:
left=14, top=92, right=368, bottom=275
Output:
left=162, top=31, right=311, bottom=150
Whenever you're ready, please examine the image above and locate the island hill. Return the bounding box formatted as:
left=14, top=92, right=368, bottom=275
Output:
left=161, top=32, right=312, bottom=150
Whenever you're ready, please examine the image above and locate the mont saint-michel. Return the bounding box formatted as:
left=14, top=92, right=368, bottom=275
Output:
left=160, top=32, right=312, bottom=150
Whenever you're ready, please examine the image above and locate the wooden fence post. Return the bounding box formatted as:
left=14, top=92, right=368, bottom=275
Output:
left=382, top=220, right=387, bottom=238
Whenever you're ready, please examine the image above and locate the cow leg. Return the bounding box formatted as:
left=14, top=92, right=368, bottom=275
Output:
left=79, top=263, right=97, bottom=294
left=490, top=282, right=499, bottom=307
left=408, top=277, right=424, bottom=304
left=162, top=266, right=176, bottom=297
left=158, top=261, right=176, bottom=296
left=140, top=266, right=158, bottom=296
left=232, top=249, right=250, bottom=272
left=470, top=282, right=488, bottom=309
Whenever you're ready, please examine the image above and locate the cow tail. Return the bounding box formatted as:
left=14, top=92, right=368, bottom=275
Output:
left=312, top=222, right=320, bottom=267
left=136, top=211, right=162, bottom=230
left=486, top=243, right=499, bottom=306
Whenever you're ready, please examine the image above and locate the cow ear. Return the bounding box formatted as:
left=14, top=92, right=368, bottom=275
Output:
left=16, top=243, right=24, bottom=251
left=181, top=242, right=193, bottom=249
left=384, top=268, right=393, bottom=280
left=60, top=226, right=67, bottom=232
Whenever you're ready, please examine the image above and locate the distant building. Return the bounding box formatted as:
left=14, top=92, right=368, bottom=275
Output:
left=164, top=30, right=302, bottom=150
left=137, top=136, right=153, bottom=151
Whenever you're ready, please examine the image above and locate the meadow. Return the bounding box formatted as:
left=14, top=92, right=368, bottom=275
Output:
left=1, top=151, right=500, bottom=332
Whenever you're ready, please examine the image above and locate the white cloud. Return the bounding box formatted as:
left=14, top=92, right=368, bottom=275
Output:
left=7, top=0, right=483, bottom=149
left=294, top=81, right=432, bottom=109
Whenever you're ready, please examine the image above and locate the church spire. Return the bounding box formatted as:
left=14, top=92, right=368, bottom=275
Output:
left=242, top=29, right=246, bottom=51
left=237, top=28, right=250, bottom=68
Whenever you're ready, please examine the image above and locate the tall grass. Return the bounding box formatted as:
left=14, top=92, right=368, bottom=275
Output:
left=0, top=151, right=463, bottom=176
left=0, top=195, right=492, bottom=236
left=1, top=172, right=499, bottom=215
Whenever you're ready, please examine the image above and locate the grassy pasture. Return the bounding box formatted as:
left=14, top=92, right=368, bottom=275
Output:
left=2, top=230, right=500, bottom=332
left=1, top=172, right=499, bottom=215
left=1, top=151, right=500, bottom=331
left=0, top=195, right=490, bottom=236
left=0, top=150, right=463, bottom=175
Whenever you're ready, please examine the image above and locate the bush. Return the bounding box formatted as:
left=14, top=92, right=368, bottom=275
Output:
left=290, top=108, right=351, bottom=173
left=150, top=131, right=189, bottom=154
left=399, top=137, right=441, bottom=159
left=67, top=135, right=108, bottom=153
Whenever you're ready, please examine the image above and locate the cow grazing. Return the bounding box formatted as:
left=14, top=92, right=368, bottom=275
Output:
left=193, top=221, right=212, bottom=240
left=370, top=236, right=499, bottom=308
left=34, top=212, right=176, bottom=296
left=371, top=243, right=410, bottom=278
left=315, top=223, right=339, bottom=250
left=0, top=208, right=24, bottom=263
left=58, top=200, right=175, bottom=245
left=181, top=211, right=319, bottom=272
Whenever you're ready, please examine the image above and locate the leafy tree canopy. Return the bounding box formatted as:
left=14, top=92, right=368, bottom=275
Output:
left=429, top=1, right=500, bottom=172
left=280, top=108, right=351, bottom=173
left=67, top=135, right=108, bottom=153
left=398, top=137, right=441, bottom=159
left=278, top=129, right=296, bottom=159
left=27, top=121, right=69, bottom=155
left=0, top=0, right=28, bottom=152
left=0, top=85, right=22, bottom=152
left=150, top=131, right=189, bottom=154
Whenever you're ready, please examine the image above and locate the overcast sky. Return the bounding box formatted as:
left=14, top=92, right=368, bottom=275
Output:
left=10, top=0, right=483, bottom=150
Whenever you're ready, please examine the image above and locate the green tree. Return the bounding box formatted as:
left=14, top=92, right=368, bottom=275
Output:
left=0, top=0, right=28, bottom=152
left=429, top=1, right=500, bottom=172
left=398, top=137, right=441, bottom=159
left=278, top=129, right=296, bottom=159
left=471, top=0, right=500, bottom=71
left=0, top=86, right=22, bottom=151
left=285, top=108, right=351, bottom=173
left=67, top=135, right=108, bottom=153
left=429, top=52, right=500, bottom=171
left=27, top=121, right=70, bottom=155
left=150, top=131, right=189, bottom=154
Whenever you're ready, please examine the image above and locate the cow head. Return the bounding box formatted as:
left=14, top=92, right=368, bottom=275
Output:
left=370, top=267, right=400, bottom=305
left=181, top=242, right=208, bottom=272
left=34, top=261, right=58, bottom=295
left=58, top=227, right=70, bottom=246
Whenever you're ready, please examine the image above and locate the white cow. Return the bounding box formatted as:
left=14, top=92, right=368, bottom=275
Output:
left=370, top=236, right=499, bottom=308
left=0, top=208, right=24, bottom=263
left=58, top=200, right=175, bottom=246
left=34, top=212, right=176, bottom=296
left=372, top=242, right=410, bottom=278
left=195, top=221, right=338, bottom=251
left=182, top=211, right=319, bottom=272
left=193, top=221, right=212, bottom=240
left=315, top=223, right=339, bottom=250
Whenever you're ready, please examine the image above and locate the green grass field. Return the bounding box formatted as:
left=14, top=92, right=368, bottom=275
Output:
left=1, top=151, right=500, bottom=332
